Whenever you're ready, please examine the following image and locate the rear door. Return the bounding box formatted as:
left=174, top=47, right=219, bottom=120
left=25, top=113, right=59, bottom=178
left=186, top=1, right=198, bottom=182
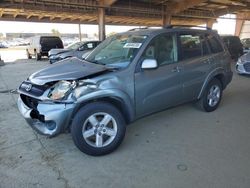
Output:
left=178, top=31, right=211, bottom=102
left=206, top=33, right=230, bottom=72
left=135, top=33, right=183, bottom=117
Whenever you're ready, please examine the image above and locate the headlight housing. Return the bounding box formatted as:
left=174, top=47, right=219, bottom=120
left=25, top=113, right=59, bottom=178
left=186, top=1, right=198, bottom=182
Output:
left=48, top=81, right=76, bottom=100
left=237, top=58, right=244, bottom=64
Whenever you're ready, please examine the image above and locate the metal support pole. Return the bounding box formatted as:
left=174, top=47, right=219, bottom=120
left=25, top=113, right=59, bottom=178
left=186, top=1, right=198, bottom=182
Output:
left=78, top=24, right=82, bottom=41
left=98, top=7, right=105, bottom=41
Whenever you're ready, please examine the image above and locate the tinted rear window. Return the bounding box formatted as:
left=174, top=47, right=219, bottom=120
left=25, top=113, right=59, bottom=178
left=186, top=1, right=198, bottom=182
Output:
left=40, top=37, right=63, bottom=47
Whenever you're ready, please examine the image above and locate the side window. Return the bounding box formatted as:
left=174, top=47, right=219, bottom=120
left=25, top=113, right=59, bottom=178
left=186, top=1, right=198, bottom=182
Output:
left=180, top=34, right=202, bottom=60
left=87, top=43, right=94, bottom=49
left=207, top=35, right=224, bottom=54
left=142, top=34, right=177, bottom=66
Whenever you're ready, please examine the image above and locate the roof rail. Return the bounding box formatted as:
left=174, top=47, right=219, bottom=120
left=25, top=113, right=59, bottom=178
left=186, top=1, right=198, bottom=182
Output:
left=128, top=27, right=149, bottom=31
left=164, top=25, right=212, bottom=30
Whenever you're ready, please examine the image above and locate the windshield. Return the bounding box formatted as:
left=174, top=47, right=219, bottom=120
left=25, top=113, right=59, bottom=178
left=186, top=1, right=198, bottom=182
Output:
left=86, top=34, right=147, bottom=68
left=66, top=42, right=84, bottom=50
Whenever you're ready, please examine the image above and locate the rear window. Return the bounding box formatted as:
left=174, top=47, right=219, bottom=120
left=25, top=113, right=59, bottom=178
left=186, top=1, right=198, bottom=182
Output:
left=40, top=37, right=63, bottom=47
left=207, top=35, right=223, bottom=54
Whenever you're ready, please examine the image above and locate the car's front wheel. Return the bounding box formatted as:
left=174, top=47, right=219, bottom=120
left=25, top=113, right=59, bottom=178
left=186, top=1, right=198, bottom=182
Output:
left=198, top=78, right=223, bottom=112
left=71, top=102, right=126, bottom=156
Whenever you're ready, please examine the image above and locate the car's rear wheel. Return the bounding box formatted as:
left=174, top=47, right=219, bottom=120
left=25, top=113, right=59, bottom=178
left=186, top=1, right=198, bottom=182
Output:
left=198, top=78, right=222, bottom=112
left=26, top=50, right=31, bottom=59
left=71, top=102, right=126, bottom=156
left=35, top=52, right=41, bottom=61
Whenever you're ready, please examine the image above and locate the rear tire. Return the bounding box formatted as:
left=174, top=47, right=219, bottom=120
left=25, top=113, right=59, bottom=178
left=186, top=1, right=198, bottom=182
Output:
left=71, top=102, right=126, bottom=156
left=198, top=78, right=222, bottom=112
left=35, top=52, right=41, bottom=61
left=26, top=50, right=31, bottom=59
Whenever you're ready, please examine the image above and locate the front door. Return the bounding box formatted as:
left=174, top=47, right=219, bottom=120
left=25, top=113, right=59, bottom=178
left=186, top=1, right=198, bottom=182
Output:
left=135, top=33, right=183, bottom=117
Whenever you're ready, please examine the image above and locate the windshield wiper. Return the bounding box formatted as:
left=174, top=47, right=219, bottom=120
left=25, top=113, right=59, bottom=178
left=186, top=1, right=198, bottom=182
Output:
left=89, top=60, right=106, bottom=65
left=104, top=65, right=121, bottom=71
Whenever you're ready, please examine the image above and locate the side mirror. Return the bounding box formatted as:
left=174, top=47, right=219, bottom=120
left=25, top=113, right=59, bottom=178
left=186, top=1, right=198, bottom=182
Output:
left=78, top=46, right=86, bottom=51
left=141, top=59, right=158, bottom=69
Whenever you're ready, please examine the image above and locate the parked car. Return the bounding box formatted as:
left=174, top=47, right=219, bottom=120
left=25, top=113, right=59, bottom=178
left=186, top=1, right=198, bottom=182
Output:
left=236, top=52, right=250, bottom=74
left=48, top=41, right=100, bottom=64
left=0, top=42, right=8, bottom=48
left=17, top=26, right=233, bottom=156
left=221, top=35, right=243, bottom=60
left=241, top=38, right=250, bottom=54
left=26, top=36, right=63, bottom=60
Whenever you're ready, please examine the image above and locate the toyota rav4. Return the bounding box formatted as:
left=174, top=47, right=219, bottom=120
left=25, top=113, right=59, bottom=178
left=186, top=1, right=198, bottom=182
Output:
left=17, top=26, right=233, bottom=156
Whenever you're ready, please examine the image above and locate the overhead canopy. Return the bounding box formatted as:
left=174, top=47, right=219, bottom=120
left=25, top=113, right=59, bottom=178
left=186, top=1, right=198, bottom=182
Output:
left=1, top=0, right=250, bottom=26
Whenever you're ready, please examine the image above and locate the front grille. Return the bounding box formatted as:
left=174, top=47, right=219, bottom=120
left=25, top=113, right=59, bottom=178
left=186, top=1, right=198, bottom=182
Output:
left=19, top=81, right=47, bottom=96
left=20, top=94, right=39, bottom=109
left=243, top=62, right=250, bottom=72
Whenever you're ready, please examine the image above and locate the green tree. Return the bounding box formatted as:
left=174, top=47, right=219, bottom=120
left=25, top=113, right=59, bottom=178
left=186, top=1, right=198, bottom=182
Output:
left=106, top=32, right=117, bottom=37
left=51, top=29, right=61, bottom=37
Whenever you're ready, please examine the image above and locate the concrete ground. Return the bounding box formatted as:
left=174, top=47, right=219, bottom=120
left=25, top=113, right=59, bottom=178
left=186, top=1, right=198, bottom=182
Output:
left=0, top=58, right=250, bottom=188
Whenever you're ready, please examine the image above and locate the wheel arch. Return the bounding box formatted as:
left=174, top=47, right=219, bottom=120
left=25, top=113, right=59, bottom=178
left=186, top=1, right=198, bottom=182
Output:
left=67, top=96, right=134, bottom=131
left=198, top=68, right=226, bottom=99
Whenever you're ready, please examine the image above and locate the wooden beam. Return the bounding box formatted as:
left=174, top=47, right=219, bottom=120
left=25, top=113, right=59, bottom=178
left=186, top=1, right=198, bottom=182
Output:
left=235, top=13, right=244, bottom=36
left=170, top=0, right=207, bottom=14
left=162, top=7, right=172, bottom=26
left=213, top=5, right=245, bottom=17
left=38, top=15, right=44, bottom=20
left=102, top=0, right=117, bottom=6
left=206, top=19, right=216, bottom=28
left=50, top=16, right=56, bottom=21
left=26, top=14, right=32, bottom=19
left=0, top=9, right=3, bottom=17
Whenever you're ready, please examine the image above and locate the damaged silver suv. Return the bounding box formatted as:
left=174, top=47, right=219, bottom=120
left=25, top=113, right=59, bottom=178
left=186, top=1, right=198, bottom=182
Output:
left=18, top=26, right=233, bottom=156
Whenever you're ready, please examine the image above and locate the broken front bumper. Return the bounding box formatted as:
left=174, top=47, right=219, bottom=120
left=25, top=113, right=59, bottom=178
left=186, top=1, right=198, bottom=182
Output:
left=17, top=96, right=75, bottom=136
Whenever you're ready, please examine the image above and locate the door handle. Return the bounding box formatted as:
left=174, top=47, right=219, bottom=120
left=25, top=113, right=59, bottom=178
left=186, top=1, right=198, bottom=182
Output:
left=171, top=66, right=181, bottom=73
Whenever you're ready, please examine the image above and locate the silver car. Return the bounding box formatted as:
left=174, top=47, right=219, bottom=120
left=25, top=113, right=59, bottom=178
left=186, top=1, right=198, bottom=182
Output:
left=17, top=27, right=233, bottom=156
left=49, top=41, right=100, bottom=63
left=236, top=52, right=250, bottom=74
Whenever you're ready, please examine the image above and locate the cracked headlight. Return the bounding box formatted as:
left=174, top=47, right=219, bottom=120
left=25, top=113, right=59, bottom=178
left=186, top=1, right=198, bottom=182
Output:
left=48, top=81, right=76, bottom=100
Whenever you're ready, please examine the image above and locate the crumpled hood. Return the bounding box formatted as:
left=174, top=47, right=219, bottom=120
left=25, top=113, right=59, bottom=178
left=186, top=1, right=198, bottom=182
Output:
left=49, top=49, right=72, bottom=56
left=29, top=57, right=107, bottom=85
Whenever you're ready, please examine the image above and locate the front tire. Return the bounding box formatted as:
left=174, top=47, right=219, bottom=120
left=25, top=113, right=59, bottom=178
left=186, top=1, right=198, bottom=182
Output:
left=198, top=78, right=222, bottom=112
left=71, top=102, right=126, bottom=156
